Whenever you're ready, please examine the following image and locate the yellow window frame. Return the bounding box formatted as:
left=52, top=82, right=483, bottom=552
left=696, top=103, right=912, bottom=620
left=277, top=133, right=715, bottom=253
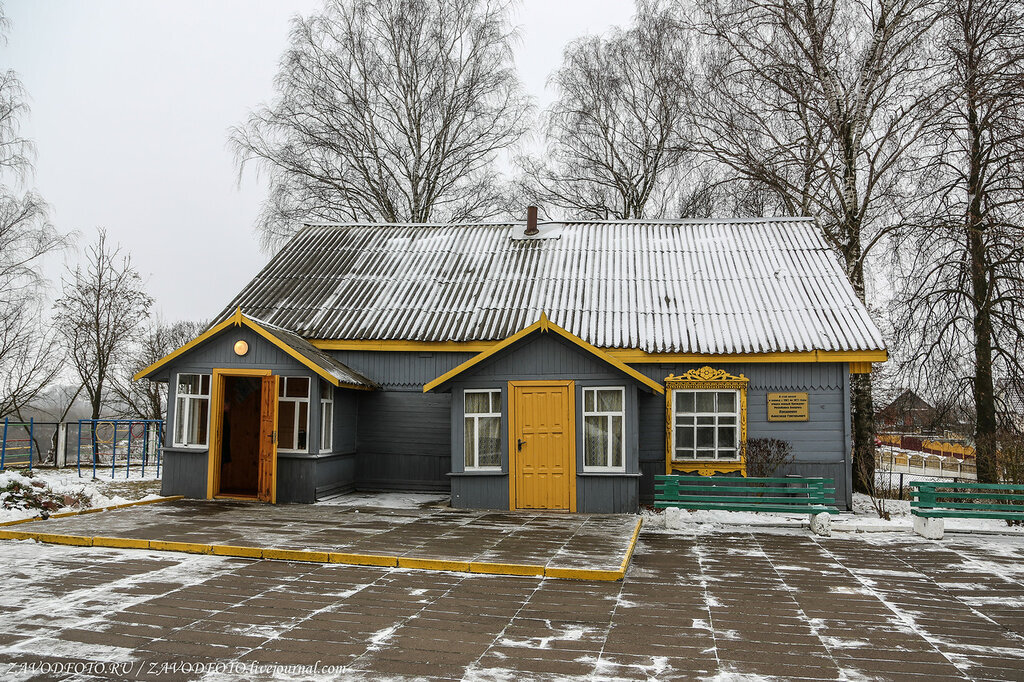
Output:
left=665, top=366, right=749, bottom=476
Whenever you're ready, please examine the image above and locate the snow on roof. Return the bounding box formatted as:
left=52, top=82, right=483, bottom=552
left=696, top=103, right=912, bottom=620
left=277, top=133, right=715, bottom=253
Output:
left=214, top=218, right=886, bottom=354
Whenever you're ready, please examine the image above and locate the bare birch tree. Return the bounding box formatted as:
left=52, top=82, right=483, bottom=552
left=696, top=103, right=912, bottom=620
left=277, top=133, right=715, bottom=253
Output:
left=689, top=0, right=940, bottom=491
left=112, top=319, right=205, bottom=420
left=232, top=0, right=531, bottom=247
left=890, top=0, right=1024, bottom=482
left=520, top=2, right=705, bottom=219
left=0, top=8, right=66, bottom=418
left=54, top=230, right=153, bottom=438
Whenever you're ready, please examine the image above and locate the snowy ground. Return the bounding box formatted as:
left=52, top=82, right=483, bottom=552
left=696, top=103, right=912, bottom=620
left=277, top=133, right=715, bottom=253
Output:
left=643, top=492, right=1024, bottom=537
left=315, top=491, right=449, bottom=509
left=0, top=468, right=162, bottom=524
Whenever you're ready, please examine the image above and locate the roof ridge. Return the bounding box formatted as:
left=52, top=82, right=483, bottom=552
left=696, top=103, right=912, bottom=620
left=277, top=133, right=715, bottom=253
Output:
left=301, top=216, right=817, bottom=229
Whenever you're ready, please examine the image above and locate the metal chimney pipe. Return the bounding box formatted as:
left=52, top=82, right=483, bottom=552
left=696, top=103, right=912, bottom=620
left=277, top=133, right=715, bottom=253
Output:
left=525, top=205, right=539, bottom=236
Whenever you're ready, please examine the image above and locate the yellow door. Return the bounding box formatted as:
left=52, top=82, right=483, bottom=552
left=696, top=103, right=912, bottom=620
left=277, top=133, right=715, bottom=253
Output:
left=509, top=381, right=575, bottom=511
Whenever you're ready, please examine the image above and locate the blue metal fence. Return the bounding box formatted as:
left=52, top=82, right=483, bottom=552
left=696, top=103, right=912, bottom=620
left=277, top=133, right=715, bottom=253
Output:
left=0, top=419, right=62, bottom=471
left=74, top=419, right=164, bottom=479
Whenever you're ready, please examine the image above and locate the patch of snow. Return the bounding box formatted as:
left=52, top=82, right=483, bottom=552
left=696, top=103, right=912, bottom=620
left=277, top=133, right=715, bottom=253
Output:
left=0, top=469, right=161, bottom=523
left=367, top=624, right=398, bottom=649
left=316, top=491, right=449, bottom=509
left=499, top=624, right=591, bottom=650
left=700, top=669, right=776, bottom=681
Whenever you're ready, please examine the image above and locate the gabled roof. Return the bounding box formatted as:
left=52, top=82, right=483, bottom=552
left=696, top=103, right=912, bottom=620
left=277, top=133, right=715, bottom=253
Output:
left=423, top=314, right=664, bottom=394
left=134, top=309, right=377, bottom=390
left=212, top=218, right=886, bottom=355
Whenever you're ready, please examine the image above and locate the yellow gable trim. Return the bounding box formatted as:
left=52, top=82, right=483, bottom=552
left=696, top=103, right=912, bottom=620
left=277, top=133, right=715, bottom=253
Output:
left=133, top=308, right=364, bottom=389
left=422, top=313, right=665, bottom=395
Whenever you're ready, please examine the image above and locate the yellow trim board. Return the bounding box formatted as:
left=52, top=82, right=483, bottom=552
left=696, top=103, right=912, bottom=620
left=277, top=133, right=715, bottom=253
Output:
left=424, top=313, right=664, bottom=394
left=134, top=308, right=370, bottom=389
left=313, top=338, right=887, bottom=365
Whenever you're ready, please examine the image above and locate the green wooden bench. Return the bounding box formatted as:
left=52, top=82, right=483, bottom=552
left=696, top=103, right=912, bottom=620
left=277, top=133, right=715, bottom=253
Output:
left=910, top=481, right=1024, bottom=539
left=654, top=475, right=839, bottom=535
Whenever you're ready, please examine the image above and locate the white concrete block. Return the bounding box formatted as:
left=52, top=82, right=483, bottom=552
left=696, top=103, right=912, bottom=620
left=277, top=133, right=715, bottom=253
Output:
left=809, top=512, right=831, bottom=537
left=665, top=506, right=684, bottom=530
left=913, top=515, right=944, bottom=540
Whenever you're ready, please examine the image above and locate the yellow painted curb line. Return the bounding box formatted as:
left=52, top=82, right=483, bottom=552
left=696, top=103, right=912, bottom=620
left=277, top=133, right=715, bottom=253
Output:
left=0, top=517, right=37, bottom=527
left=31, top=532, right=93, bottom=547
left=544, top=566, right=624, bottom=581
left=620, top=517, right=643, bottom=572
left=149, top=540, right=212, bottom=554
left=93, top=536, right=151, bottom=549
left=329, top=552, right=398, bottom=567
left=0, top=529, right=34, bottom=540
left=211, top=545, right=264, bottom=558
left=398, top=557, right=471, bottom=572
left=469, top=561, right=545, bottom=577
left=262, top=548, right=330, bottom=563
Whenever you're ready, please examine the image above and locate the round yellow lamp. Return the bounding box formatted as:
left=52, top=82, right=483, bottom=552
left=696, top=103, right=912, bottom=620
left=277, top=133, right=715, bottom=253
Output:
left=233, top=340, right=249, bottom=356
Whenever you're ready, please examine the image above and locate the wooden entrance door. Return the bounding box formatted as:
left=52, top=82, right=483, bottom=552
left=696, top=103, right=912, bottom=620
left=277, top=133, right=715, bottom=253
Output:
left=257, top=375, right=279, bottom=503
left=509, top=381, right=575, bottom=511
left=209, top=369, right=277, bottom=503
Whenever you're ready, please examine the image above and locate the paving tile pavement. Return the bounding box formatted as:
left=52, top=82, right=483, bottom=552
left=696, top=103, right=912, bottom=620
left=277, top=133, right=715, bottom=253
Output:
left=1, top=528, right=1024, bottom=680
left=7, top=500, right=638, bottom=573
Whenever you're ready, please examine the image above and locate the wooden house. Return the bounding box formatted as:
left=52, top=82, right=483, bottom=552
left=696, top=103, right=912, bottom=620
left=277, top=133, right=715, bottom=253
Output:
left=136, top=215, right=886, bottom=511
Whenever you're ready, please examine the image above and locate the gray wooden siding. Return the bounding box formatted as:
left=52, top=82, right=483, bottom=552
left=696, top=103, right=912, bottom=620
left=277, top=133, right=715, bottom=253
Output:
left=160, top=449, right=208, bottom=499
left=451, top=474, right=509, bottom=509
left=355, top=391, right=452, bottom=491
left=577, top=475, right=640, bottom=513
left=317, top=453, right=357, bottom=497
left=634, top=362, right=852, bottom=509
left=330, top=350, right=475, bottom=389
left=331, top=390, right=359, bottom=454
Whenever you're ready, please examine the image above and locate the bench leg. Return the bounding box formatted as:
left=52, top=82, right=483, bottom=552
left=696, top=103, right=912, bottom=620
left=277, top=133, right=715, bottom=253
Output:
left=810, top=512, right=831, bottom=537
left=913, top=516, right=944, bottom=540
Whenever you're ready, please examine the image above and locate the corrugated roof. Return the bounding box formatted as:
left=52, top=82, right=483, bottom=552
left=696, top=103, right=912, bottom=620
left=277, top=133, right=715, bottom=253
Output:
left=247, top=315, right=378, bottom=390
left=214, top=218, right=886, bottom=354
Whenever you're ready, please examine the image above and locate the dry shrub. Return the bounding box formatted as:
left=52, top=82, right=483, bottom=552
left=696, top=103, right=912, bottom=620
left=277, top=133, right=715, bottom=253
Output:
left=745, top=438, right=794, bottom=478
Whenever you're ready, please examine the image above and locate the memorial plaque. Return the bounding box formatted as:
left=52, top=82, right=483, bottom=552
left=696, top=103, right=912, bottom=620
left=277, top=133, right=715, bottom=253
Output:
left=767, top=392, right=809, bottom=421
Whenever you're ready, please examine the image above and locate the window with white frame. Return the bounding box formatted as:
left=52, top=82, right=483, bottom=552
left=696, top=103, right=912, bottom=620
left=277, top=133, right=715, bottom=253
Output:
left=464, top=389, right=501, bottom=469
left=583, top=387, right=625, bottom=471
left=672, top=390, right=739, bottom=461
left=320, top=381, right=334, bottom=452
left=278, top=377, right=309, bottom=452
left=173, top=374, right=210, bottom=447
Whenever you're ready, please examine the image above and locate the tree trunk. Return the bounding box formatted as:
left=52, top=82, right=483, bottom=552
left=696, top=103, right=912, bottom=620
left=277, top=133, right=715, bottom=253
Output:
left=852, top=372, right=876, bottom=494
left=964, top=30, right=998, bottom=484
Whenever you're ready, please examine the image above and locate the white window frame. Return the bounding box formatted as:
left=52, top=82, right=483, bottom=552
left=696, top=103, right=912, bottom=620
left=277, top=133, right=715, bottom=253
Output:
left=173, top=373, right=210, bottom=448
left=583, top=386, right=626, bottom=472
left=278, top=376, right=310, bottom=453
left=320, top=382, right=334, bottom=452
left=464, top=389, right=502, bottom=471
left=671, top=388, right=741, bottom=462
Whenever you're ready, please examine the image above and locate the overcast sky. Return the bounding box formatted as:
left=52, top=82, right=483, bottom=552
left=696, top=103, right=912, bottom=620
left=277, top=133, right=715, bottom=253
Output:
left=4, top=0, right=636, bottom=323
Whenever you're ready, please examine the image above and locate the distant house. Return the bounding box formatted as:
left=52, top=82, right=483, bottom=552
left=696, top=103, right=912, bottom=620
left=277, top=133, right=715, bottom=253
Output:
left=136, top=214, right=886, bottom=512
left=876, top=390, right=937, bottom=432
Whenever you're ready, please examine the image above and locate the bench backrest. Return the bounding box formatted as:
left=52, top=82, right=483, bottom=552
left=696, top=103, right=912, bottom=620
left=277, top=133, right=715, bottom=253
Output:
left=654, top=475, right=837, bottom=509
left=910, top=481, right=1024, bottom=513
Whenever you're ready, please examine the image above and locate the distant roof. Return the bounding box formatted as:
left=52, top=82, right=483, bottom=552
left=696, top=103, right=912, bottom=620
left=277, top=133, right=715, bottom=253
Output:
left=214, top=218, right=886, bottom=355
